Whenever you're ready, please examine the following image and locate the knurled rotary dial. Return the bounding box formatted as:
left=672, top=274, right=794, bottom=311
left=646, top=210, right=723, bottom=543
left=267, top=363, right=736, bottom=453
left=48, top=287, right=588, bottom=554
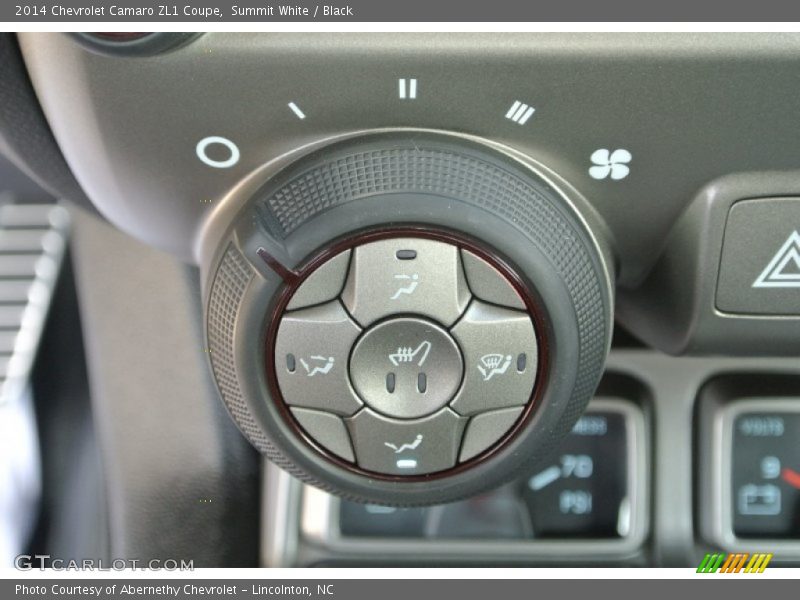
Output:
left=203, top=131, right=612, bottom=505
left=273, top=236, right=538, bottom=476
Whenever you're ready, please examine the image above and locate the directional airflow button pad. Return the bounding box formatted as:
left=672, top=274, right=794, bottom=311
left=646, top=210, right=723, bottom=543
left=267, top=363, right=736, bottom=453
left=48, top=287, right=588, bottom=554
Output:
left=272, top=235, right=539, bottom=476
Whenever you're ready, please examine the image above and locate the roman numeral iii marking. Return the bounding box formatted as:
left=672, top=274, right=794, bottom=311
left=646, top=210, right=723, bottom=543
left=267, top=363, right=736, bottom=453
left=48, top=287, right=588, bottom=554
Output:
left=505, top=100, right=535, bottom=125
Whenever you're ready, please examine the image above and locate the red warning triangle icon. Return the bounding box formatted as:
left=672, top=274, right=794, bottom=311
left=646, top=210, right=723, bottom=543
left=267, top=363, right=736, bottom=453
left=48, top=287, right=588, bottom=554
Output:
left=753, top=231, right=800, bottom=288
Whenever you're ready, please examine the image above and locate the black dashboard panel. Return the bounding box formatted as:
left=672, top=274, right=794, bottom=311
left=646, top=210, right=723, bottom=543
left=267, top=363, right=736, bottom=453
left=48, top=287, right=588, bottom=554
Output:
left=16, top=33, right=800, bottom=356
left=6, top=32, right=800, bottom=566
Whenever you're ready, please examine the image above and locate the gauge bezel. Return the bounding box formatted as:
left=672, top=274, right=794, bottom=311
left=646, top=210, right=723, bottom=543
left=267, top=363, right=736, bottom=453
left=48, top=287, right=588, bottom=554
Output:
left=293, top=397, right=648, bottom=560
left=703, top=397, right=800, bottom=557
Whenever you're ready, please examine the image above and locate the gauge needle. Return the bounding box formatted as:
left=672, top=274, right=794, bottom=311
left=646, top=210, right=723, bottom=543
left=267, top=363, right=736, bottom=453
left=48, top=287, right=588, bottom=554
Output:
left=781, top=467, right=800, bottom=489
left=529, top=465, right=561, bottom=491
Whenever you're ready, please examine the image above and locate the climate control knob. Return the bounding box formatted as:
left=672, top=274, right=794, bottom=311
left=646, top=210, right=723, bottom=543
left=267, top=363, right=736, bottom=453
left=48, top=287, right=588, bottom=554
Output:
left=203, top=131, right=613, bottom=505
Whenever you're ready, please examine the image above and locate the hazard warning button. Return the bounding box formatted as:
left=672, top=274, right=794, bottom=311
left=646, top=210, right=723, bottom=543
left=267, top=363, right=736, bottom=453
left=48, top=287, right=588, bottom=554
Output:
left=717, top=197, right=800, bottom=315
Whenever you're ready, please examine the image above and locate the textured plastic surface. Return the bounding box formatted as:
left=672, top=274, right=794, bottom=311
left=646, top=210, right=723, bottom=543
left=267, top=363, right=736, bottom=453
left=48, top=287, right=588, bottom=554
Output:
left=617, top=173, right=800, bottom=355
left=0, top=34, right=90, bottom=208
left=18, top=32, right=800, bottom=289
left=72, top=210, right=260, bottom=566
left=204, top=132, right=612, bottom=505
left=206, top=246, right=271, bottom=449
